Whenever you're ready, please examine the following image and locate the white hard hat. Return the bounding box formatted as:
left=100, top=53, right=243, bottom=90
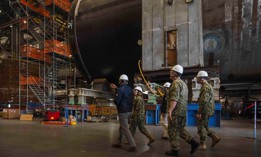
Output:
left=197, top=70, right=208, bottom=77
left=134, top=86, right=143, bottom=92
left=171, top=65, right=183, bottom=74
left=163, top=82, right=171, bottom=88
left=119, top=74, right=128, bottom=81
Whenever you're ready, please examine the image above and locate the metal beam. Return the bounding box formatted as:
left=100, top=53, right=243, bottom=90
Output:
left=67, top=88, right=114, bottom=100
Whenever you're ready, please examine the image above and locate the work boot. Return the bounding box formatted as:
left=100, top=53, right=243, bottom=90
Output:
left=124, top=139, right=129, bottom=144
left=190, top=139, right=199, bottom=154
left=112, top=143, right=121, bottom=148
left=147, top=136, right=155, bottom=145
left=199, top=142, right=207, bottom=150
left=211, top=134, right=221, bottom=147
left=165, top=150, right=179, bottom=156
left=127, top=146, right=136, bottom=152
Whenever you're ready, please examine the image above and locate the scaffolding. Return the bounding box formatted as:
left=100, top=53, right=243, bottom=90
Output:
left=8, top=0, right=73, bottom=112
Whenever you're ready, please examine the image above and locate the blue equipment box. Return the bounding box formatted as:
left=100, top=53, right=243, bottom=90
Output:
left=145, top=104, right=160, bottom=125
left=187, top=103, right=221, bottom=127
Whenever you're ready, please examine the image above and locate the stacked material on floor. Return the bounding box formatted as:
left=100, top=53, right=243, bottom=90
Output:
left=20, top=114, right=33, bottom=121
left=2, top=109, right=20, bottom=119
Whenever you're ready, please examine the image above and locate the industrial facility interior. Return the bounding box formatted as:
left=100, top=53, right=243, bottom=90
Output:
left=0, top=0, right=260, bottom=157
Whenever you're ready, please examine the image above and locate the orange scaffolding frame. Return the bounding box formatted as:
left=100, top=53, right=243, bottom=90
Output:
left=20, top=0, right=50, bottom=17
left=45, top=0, right=72, bottom=12
left=20, top=75, right=40, bottom=85
left=44, top=39, right=71, bottom=57
left=20, top=44, right=51, bottom=63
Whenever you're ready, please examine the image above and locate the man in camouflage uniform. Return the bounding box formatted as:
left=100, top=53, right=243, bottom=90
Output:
left=196, top=70, right=221, bottom=150
left=160, top=82, right=171, bottom=140
left=165, top=65, right=199, bottom=156
left=129, top=86, right=155, bottom=145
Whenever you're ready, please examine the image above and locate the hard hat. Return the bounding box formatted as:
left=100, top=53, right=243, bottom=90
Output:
left=134, top=86, right=143, bottom=92
left=163, top=82, right=171, bottom=88
left=119, top=74, right=128, bottom=81
left=171, top=65, right=183, bottom=74
left=196, top=70, right=208, bottom=77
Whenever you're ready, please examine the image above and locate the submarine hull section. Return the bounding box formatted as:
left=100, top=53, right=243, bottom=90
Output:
left=69, top=0, right=142, bottom=84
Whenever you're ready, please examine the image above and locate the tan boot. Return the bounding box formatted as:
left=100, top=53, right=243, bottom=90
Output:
left=211, top=134, right=221, bottom=147
left=199, top=142, right=207, bottom=150
left=124, top=140, right=129, bottom=144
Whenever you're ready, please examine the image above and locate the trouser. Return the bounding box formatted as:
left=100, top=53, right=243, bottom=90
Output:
left=116, top=112, right=136, bottom=147
left=129, top=118, right=152, bottom=139
left=168, top=115, right=192, bottom=150
left=197, top=114, right=216, bottom=144
left=162, top=113, right=169, bottom=137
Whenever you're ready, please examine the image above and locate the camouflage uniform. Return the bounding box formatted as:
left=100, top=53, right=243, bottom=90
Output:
left=129, top=95, right=154, bottom=141
left=197, top=81, right=216, bottom=144
left=168, top=78, right=193, bottom=150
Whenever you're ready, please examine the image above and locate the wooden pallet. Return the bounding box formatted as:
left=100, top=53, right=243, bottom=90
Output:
left=41, top=121, right=76, bottom=125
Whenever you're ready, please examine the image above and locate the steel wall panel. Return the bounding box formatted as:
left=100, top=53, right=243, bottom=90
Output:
left=142, top=0, right=204, bottom=71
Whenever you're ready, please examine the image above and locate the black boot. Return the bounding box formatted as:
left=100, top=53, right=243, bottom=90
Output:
left=211, top=134, right=221, bottom=147
left=190, top=139, right=199, bottom=154
left=165, top=150, right=179, bottom=156
left=112, top=143, right=121, bottom=148
left=127, top=146, right=136, bottom=152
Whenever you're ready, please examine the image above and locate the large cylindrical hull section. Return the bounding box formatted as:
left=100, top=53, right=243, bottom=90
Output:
left=69, top=0, right=142, bottom=84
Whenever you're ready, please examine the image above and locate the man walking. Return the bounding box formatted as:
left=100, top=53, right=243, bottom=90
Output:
left=196, top=70, right=221, bottom=150
left=111, top=74, right=136, bottom=152
left=129, top=86, right=155, bottom=145
left=160, top=82, right=171, bottom=140
left=166, top=65, right=199, bottom=156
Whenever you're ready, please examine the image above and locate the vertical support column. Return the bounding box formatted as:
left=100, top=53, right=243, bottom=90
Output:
left=67, top=88, right=75, bottom=126
left=65, top=104, right=69, bottom=126
left=254, top=101, right=257, bottom=139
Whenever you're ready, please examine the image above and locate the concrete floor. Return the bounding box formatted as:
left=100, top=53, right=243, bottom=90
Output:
left=0, top=118, right=260, bottom=157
